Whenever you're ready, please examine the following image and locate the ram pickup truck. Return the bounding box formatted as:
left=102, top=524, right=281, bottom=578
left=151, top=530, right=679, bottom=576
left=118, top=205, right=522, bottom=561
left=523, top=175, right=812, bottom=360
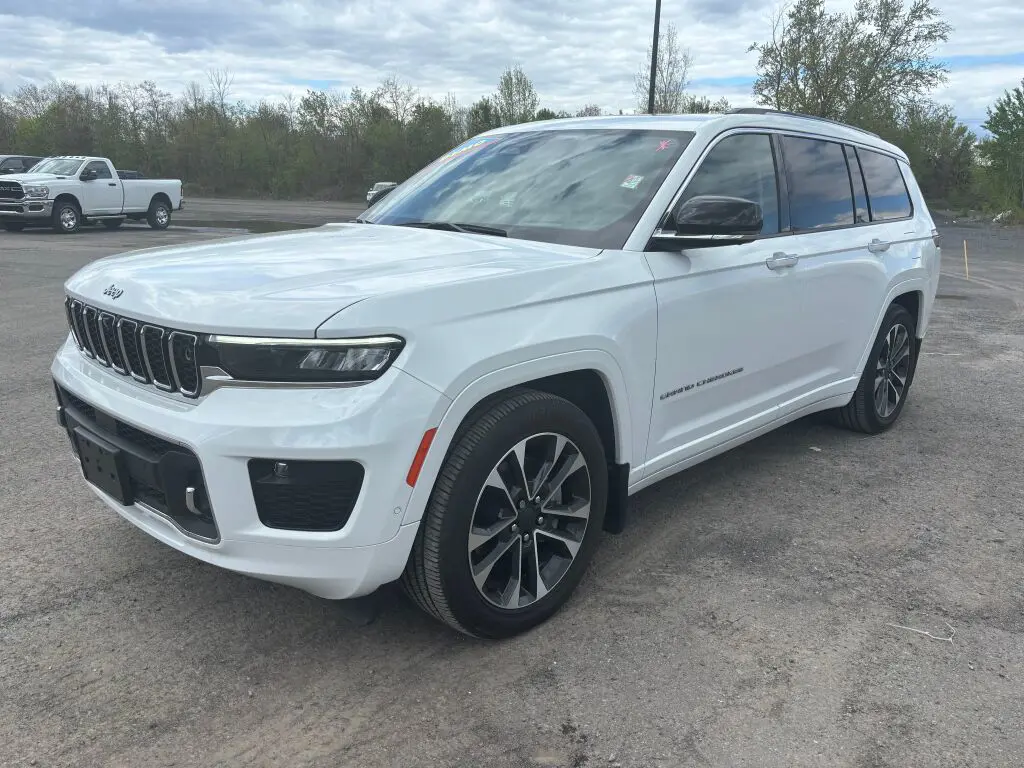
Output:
left=0, top=155, right=182, bottom=234
left=52, top=110, right=940, bottom=638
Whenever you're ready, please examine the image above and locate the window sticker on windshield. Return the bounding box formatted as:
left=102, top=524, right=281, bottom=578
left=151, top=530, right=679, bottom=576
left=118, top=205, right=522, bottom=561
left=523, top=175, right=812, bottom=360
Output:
left=656, top=139, right=674, bottom=152
left=436, top=136, right=499, bottom=164
left=620, top=174, right=644, bottom=189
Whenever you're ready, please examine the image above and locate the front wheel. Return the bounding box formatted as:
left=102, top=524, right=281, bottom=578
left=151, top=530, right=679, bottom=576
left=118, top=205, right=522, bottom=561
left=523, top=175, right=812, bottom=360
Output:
left=147, top=199, right=171, bottom=230
left=832, top=303, right=918, bottom=434
left=401, top=390, right=608, bottom=638
left=52, top=201, right=81, bottom=234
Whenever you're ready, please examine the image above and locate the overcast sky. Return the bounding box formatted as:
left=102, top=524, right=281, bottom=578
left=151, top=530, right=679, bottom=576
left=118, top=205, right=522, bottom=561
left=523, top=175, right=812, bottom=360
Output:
left=1, top=0, right=1021, bottom=134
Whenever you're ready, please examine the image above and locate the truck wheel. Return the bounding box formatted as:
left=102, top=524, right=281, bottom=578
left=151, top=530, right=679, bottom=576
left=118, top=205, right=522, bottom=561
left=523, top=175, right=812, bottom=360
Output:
left=52, top=201, right=81, bottom=234
left=147, top=199, right=171, bottom=230
left=102, top=220, right=123, bottom=230
left=3, top=222, right=25, bottom=232
left=401, top=389, right=608, bottom=639
left=832, top=303, right=918, bottom=434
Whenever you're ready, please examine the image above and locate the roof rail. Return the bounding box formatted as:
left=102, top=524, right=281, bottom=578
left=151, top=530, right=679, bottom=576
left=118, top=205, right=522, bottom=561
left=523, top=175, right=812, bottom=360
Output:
left=727, top=107, right=880, bottom=138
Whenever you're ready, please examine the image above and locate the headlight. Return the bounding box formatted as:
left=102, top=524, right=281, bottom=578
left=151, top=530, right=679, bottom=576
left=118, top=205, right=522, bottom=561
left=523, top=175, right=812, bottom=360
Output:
left=205, top=335, right=405, bottom=383
left=23, top=185, right=49, bottom=199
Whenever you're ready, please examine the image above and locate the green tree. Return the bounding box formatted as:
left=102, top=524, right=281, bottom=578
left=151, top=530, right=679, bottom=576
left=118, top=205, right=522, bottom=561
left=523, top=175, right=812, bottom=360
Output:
left=981, top=79, right=1024, bottom=208
left=749, top=0, right=952, bottom=125
left=493, top=64, right=538, bottom=126
left=467, top=96, right=501, bottom=135
left=634, top=22, right=694, bottom=114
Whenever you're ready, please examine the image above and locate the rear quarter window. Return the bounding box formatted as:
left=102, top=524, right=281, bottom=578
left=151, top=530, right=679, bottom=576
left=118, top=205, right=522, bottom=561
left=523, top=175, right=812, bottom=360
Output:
left=856, top=148, right=913, bottom=221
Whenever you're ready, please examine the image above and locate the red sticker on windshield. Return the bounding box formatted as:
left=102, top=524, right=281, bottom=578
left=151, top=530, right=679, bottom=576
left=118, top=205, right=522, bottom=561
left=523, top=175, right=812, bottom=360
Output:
left=656, top=139, right=673, bottom=152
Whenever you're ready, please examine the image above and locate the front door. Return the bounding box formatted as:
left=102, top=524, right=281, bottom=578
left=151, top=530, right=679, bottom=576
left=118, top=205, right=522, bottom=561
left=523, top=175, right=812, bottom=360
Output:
left=80, top=161, right=122, bottom=215
left=642, top=131, right=809, bottom=480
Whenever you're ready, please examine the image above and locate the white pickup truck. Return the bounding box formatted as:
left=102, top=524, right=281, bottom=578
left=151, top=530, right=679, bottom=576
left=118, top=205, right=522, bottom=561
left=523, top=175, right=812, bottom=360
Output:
left=0, top=155, right=183, bottom=234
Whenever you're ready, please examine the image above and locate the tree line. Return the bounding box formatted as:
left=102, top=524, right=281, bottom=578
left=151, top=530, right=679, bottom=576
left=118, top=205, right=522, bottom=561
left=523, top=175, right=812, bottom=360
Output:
left=0, top=0, right=1021, bottom=211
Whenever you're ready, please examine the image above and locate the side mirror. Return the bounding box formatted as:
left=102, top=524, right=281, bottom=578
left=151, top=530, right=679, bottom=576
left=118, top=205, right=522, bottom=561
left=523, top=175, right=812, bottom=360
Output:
left=654, top=195, right=763, bottom=248
left=367, top=186, right=395, bottom=206
left=80, top=169, right=97, bottom=181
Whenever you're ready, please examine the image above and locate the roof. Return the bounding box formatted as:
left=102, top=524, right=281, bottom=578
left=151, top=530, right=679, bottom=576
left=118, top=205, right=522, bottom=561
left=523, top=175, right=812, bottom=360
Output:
left=487, top=109, right=908, bottom=161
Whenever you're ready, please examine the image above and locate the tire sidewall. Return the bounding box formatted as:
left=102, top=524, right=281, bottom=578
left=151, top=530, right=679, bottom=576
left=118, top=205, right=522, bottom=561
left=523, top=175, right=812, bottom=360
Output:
left=860, top=304, right=917, bottom=430
left=433, top=396, right=608, bottom=638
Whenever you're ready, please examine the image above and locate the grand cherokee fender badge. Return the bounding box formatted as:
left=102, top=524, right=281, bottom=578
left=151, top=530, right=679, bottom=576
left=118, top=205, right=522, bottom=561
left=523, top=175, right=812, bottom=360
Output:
left=103, top=284, right=124, bottom=299
left=660, top=367, right=744, bottom=401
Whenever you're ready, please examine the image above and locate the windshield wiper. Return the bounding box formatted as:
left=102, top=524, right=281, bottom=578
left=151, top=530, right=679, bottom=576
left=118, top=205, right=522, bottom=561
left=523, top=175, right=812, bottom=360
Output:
left=396, top=221, right=507, bottom=237
left=351, top=217, right=373, bottom=223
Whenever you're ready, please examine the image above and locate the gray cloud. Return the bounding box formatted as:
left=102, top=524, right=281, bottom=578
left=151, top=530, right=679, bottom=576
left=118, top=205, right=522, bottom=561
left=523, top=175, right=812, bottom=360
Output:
left=0, top=0, right=1021, bottom=120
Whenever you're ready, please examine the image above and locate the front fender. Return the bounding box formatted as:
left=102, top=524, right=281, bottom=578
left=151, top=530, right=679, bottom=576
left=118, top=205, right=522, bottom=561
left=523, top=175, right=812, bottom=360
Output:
left=399, top=349, right=634, bottom=528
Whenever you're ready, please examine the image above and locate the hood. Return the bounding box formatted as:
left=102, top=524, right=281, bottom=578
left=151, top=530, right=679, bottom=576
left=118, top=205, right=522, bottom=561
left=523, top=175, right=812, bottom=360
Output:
left=1, top=172, right=70, bottom=184
left=64, top=223, right=601, bottom=336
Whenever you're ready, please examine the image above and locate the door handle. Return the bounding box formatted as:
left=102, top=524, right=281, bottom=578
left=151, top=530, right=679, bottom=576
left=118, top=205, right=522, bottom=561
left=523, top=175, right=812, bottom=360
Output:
left=868, top=238, right=890, bottom=254
left=766, top=252, right=799, bottom=270
left=108, top=182, right=117, bottom=187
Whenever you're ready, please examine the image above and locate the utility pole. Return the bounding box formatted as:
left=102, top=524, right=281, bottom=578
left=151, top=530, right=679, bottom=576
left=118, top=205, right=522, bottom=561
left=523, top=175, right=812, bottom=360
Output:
left=647, top=0, right=662, bottom=114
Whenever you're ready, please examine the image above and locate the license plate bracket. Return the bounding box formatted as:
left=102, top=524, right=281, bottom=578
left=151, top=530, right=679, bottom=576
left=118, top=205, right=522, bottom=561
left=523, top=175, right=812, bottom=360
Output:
left=74, top=426, right=134, bottom=505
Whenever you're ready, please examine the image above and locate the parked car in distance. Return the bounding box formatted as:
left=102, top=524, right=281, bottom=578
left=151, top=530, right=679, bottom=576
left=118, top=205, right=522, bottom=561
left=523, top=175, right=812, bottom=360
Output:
left=0, top=154, right=44, bottom=175
left=0, top=155, right=183, bottom=234
left=52, top=109, right=940, bottom=638
left=366, top=180, right=397, bottom=204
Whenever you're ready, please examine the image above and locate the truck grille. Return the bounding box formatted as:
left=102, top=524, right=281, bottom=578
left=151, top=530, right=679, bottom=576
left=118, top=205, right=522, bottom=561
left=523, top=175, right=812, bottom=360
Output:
left=0, top=181, right=23, bottom=200
left=65, top=297, right=202, bottom=398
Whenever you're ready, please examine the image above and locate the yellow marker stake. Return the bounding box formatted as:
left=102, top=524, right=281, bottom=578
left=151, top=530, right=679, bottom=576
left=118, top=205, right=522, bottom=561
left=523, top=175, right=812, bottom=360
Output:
left=963, top=239, right=969, bottom=280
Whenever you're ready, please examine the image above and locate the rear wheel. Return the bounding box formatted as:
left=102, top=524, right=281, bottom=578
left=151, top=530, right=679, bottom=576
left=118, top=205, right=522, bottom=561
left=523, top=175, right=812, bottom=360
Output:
left=3, top=222, right=25, bottom=232
left=147, top=199, right=171, bottom=230
left=832, top=303, right=917, bottom=434
left=401, top=390, right=608, bottom=638
left=52, top=201, right=81, bottom=234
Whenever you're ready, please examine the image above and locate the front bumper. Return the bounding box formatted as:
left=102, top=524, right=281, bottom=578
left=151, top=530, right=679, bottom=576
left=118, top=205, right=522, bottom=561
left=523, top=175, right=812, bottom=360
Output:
left=51, top=336, right=451, bottom=599
left=0, top=198, right=52, bottom=220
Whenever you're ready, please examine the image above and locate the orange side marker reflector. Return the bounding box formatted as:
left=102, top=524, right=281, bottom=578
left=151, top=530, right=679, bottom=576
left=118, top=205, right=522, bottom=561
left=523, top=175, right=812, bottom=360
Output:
left=406, top=428, right=437, bottom=487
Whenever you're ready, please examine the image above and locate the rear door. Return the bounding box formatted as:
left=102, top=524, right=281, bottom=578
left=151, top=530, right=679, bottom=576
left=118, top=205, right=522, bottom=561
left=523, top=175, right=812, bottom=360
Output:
left=768, top=133, right=892, bottom=416
left=80, top=160, right=123, bottom=214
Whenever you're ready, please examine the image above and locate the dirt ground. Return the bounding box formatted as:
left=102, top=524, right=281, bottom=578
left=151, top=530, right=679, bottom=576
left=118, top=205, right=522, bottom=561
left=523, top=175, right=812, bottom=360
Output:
left=1, top=209, right=1021, bottom=768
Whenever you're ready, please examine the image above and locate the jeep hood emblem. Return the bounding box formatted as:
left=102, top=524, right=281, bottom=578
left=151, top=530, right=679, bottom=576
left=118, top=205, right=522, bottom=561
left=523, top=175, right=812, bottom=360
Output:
left=103, top=284, right=124, bottom=299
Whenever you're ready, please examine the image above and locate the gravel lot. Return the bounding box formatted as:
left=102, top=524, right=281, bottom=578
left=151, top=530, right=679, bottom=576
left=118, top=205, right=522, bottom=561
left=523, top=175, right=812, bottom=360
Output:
left=1, top=208, right=1022, bottom=768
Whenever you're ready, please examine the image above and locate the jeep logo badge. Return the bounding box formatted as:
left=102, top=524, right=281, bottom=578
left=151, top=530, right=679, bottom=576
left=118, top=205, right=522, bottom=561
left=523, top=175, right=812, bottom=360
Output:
left=103, top=284, right=124, bottom=299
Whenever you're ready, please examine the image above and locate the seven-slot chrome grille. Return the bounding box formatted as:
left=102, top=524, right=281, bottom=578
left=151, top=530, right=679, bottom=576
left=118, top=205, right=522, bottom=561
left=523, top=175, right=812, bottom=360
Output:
left=65, top=296, right=202, bottom=398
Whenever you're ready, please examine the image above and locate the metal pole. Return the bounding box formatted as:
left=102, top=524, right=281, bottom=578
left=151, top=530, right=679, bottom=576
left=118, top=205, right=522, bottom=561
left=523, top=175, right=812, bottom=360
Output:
left=647, top=0, right=661, bottom=114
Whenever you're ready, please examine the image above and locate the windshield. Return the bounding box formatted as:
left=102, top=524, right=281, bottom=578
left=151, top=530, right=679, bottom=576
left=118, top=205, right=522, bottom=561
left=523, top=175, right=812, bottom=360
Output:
left=30, top=158, right=85, bottom=176
left=365, top=128, right=694, bottom=249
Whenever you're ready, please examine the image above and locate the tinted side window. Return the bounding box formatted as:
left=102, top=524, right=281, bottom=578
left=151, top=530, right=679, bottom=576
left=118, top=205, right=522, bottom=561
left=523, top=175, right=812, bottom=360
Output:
left=0, top=158, right=21, bottom=171
left=86, top=161, right=112, bottom=179
left=678, top=133, right=780, bottom=235
left=782, top=136, right=854, bottom=230
left=844, top=146, right=870, bottom=224
left=857, top=148, right=912, bottom=220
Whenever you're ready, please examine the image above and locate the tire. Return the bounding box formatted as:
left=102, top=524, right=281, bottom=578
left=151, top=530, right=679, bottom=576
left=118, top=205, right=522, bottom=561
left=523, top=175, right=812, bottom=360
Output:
left=147, top=199, right=171, bottom=230
left=52, top=201, right=81, bottom=234
left=102, top=219, right=123, bottom=230
left=401, top=389, right=608, bottom=638
left=3, top=222, right=25, bottom=232
left=832, top=303, right=917, bottom=434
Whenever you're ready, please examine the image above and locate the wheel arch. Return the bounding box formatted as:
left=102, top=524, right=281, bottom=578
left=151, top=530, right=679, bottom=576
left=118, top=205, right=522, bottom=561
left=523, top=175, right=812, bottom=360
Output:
left=400, top=351, right=633, bottom=533
left=854, top=281, right=926, bottom=381
left=53, top=192, right=82, bottom=211
left=149, top=192, right=172, bottom=209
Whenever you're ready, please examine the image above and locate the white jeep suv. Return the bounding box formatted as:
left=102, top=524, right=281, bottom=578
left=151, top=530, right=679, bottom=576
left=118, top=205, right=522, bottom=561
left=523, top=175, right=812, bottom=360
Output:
left=52, top=109, right=940, bottom=638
